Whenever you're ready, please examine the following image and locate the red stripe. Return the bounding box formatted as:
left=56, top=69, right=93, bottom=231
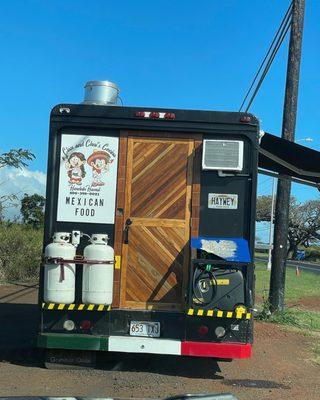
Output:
left=181, top=341, right=252, bottom=359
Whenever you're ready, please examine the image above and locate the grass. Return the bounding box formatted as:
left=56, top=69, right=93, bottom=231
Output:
left=255, top=251, right=268, bottom=258
left=0, top=223, right=43, bottom=282
left=255, top=259, right=320, bottom=363
left=267, top=308, right=320, bottom=331
left=313, top=343, right=320, bottom=365
left=255, top=260, right=320, bottom=302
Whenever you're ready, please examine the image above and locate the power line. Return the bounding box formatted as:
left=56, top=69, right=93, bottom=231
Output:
left=244, top=14, right=292, bottom=112
left=256, top=227, right=272, bottom=232
left=239, top=2, right=292, bottom=111
left=240, top=3, right=292, bottom=111
left=258, top=186, right=272, bottom=193
left=258, top=177, right=272, bottom=187
left=239, top=2, right=293, bottom=112
left=258, top=180, right=273, bottom=192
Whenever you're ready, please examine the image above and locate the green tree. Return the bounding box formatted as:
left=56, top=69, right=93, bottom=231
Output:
left=20, top=193, right=45, bottom=228
left=0, top=149, right=34, bottom=169
left=0, top=149, right=35, bottom=219
left=256, top=195, right=320, bottom=259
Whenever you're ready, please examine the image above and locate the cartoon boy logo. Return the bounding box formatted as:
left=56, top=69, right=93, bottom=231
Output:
left=87, top=150, right=112, bottom=187
left=65, top=152, right=86, bottom=185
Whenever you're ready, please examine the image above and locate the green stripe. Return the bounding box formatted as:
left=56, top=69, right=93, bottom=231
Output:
left=37, top=333, right=108, bottom=351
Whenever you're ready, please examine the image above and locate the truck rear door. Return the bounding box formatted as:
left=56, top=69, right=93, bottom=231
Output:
left=119, top=134, right=195, bottom=310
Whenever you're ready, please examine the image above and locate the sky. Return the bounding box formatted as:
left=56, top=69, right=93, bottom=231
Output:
left=0, top=0, right=319, bottom=222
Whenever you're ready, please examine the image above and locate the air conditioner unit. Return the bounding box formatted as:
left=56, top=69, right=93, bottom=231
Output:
left=202, top=139, right=244, bottom=171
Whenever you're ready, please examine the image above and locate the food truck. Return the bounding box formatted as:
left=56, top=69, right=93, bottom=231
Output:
left=38, top=81, right=320, bottom=368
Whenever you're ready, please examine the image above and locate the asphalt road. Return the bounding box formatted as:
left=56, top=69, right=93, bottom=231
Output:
left=0, top=283, right=39, bottom=350
left=255, top=256, right=320, bottom=274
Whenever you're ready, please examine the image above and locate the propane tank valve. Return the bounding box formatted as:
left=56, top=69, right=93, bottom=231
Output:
left=71, top=230, right=81, bottom=247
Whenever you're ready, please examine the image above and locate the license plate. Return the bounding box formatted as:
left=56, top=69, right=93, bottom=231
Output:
left=129, top=321, right=160, bottom=338
left=208, top=193, right=238, bottom=209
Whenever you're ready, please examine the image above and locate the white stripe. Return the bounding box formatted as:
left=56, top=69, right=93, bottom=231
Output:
left=109, top=336, right=181, bottom=355
left=298, top=265, right=320, bottom=272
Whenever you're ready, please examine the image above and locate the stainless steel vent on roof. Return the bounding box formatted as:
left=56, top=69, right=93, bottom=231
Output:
left=202, top=140, right=244, bottom=171
left=83, top=80, right=120, bottom=106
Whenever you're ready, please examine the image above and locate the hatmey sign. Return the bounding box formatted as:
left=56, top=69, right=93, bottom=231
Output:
left=57, top=134, right=119, bottom=224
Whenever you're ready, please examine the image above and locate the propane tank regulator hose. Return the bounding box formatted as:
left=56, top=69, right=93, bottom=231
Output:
left=192, top=265, right=218, bottom=306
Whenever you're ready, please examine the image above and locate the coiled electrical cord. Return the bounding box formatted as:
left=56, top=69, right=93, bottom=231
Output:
left=192, top=265, right=218, bottom=306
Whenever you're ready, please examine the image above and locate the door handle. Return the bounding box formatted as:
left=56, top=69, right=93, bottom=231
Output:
left=124, top=218, right=132, bottom=244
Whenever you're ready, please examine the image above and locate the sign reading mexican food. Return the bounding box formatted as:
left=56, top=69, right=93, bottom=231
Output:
left=57, top=134, right=119, bottom=223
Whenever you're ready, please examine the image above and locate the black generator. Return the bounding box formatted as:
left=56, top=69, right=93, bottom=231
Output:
left=187, top=258, right=246, bottom=311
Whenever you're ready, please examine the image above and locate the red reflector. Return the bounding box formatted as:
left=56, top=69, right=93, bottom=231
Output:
left=181, top=341, right=252, bottom=359
left=198, top=325, right=209, bottom=336
left=134, top=111, right=145, bottom=117
left=164, top=112, right=176, bottom=120
left=80, top=320, right=91, bottom=330
left=240, top=115, right=251, bottom=123
left=149, top=112, right=160, bottom=119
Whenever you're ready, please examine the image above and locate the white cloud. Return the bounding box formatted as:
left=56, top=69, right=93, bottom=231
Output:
left=13, top=168, right=47, bottom=186
left=0, top=167, right=46, bottom=219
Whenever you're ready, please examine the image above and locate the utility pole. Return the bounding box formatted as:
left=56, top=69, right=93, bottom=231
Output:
left=267, top=177, right=276, bottom=271
left=269, top=0, right=305, bottom=313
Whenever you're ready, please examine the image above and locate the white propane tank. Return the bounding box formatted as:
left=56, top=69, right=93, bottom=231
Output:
left=82, top=234, right=114, bottom=305
left=44, top=232, right=76, bottom=304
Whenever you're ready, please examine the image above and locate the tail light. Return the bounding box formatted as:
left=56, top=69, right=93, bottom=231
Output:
left=135, top=111, right=145, bottom=117
left=80, top=320, right=92, bottom=330
left=149, top=112, right=160, bottom=119
left=164, top=112, right=176, bottom=119
left=133, top=110, right=175, bottom=120
left=198, top=325, right=209, bottom=336
left=240, top=115, right=251, bottom=123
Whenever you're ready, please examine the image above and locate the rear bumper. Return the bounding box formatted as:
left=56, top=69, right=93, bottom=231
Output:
left=38, top=332, right=108, bottom=351
left=38, top=333, right=252, bottom=359
left=181, top=341, right=251, bottom=358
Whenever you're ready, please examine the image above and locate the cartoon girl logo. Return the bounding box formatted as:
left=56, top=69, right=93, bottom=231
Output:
left=65, top=152, right=86, bottom=185
left=87, top=150, right=113, bottom=187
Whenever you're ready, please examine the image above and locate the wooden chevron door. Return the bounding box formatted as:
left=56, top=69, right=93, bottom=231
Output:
left=120, top=136, right=195, bottom=310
